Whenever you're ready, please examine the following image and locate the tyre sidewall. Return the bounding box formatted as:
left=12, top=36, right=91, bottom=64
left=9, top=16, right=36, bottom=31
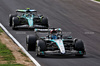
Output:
left=41, top=17, right=48, bottom=27
left=74, top=39, right=85, bottom=51
left=26, top=35, right=37, bottom=51
left=9, top=14, right=17, bottom=26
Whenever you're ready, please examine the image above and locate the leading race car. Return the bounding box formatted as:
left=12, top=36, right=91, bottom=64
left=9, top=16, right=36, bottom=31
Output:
left=9, top=8, right=49, bottom=30
left=26, top=28, right=86, bottom=57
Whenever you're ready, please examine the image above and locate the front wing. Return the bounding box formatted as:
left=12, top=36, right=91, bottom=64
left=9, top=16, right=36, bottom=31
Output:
left=40, top=50, right=86, bottom=55
left=14, top=25, right=48, bottom=29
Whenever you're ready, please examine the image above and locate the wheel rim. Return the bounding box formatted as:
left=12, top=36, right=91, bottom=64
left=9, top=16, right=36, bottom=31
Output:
left=26, top=44, right=28, bottom=51
left=12, top=21, right=15, bottom=28
left=9, top=22, right=11, bottom=26
left=36, top=47, right=38, bottom=56
left=36, top=46, right=40, bottom=56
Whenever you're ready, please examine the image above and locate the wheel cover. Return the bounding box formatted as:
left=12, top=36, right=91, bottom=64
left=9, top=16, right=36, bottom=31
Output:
left=36, top=46, right=40, bottom=56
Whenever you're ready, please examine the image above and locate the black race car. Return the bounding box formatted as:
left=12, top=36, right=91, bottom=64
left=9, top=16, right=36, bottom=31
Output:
left=9, top=8, right=49, bottom=30
left=26, top=28, right=86, bottom=57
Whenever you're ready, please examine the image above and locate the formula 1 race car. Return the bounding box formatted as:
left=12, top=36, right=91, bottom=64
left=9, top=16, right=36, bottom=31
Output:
left=26, top=28, right=86, bottom=57
left=9, top=8, right=49, bottom=30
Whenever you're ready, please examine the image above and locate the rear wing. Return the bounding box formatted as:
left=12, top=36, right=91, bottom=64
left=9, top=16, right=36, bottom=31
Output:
left=34, top=28, right=62, bottom=33
left=16, top=9, right=37, bottom=13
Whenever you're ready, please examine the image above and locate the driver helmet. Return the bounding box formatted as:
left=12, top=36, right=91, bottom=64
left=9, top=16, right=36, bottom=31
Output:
left=26, top=13, right=31, bottom=17
left=50, top=29, right=57, bottom=34
left=50, top=29, right=57, bottom=39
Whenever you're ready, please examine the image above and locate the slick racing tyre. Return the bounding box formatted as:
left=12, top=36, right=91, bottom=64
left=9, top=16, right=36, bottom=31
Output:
left=41, top=17, right=49, bottom=28
left=36, top=40, right=46, bottom=57
left=26, top=35, right=37, bottom=51
left=9, top=14, right=17, bottom=27
left=74, top=39, right=85, bottom=56
left=12, top=17, right=19, bottom=30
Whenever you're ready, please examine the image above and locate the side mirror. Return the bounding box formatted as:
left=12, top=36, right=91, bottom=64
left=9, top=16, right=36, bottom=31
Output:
left=40, top=37, right=45, bottom=39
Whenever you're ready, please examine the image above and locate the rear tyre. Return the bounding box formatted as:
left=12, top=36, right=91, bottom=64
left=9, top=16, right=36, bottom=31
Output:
left=36, top=40, right=46, bottom=57
left=41, top=17, right=49, bottom=28
left=26, top=35, right=37, bottom=51
left=12, top=17, right=19, bottom=30
left=74, top=39, right=85, bottom=56
left=9, top=14, right=17, bottom=27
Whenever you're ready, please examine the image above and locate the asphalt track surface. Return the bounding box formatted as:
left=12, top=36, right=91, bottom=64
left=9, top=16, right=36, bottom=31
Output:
left=0, top=0, right=100, bottom=66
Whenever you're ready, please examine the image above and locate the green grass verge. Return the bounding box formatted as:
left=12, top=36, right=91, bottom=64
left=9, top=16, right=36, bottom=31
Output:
left=0, top=28, right=24, bottom=66
left=0, top=40, right=24, bottom=66
left=96, top=0, right=100, bottom=1
left=0, top=28, right=3, bottom=33
left=0, top=41, right=15, bottom=61
left=0, top=28, right=4, bottom=35
left=0, top=64, right=24, bottom=66
left=18, top=50, right=27, bottom=57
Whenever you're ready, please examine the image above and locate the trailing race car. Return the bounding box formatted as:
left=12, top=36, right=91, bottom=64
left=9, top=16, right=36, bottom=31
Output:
left=9, top=8, right=49, bottom=30
left=26, top=28, right=86, bottom=57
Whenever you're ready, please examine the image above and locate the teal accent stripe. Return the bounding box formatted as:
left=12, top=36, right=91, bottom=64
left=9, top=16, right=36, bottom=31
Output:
left=79, top=51, right=82, bottom=54
left=41, top=51, right=44, bottom=54
left=27, top=19, right=33, bottom=27
left=50, top=40, right=60, bottom=49
left=26, top=15, right=34, bottom=27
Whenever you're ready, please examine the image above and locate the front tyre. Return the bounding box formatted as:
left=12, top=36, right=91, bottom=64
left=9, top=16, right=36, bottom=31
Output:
left=26, top=35, right=37, bottom=51
left=36, top=40, right=46, bottom=57
left=41, top=17, right=49, bottom=28
left=74, top=39, right=85, bottom=56
left=9, top=14, right=17, bottom=27
left=12, top=17, right=19, bottom=30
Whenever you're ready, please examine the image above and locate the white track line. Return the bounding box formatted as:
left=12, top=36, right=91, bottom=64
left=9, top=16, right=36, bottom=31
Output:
left=0, top=23, right=41, bottom=66
left=91, top=0, right=100, bottom=4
